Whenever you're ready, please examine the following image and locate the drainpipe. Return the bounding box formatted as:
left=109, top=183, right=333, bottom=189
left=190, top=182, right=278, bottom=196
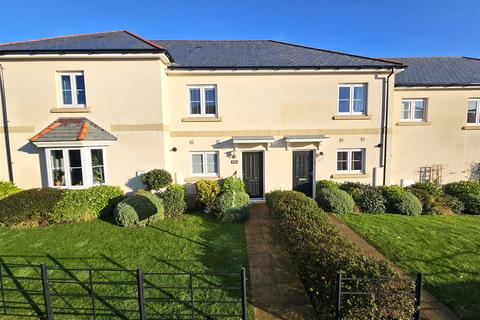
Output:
left=0, top=64, right=14, bottom=182
left=382, top=67, right=395, bottom=186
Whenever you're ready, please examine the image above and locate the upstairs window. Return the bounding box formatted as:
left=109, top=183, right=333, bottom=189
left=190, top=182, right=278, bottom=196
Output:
left=467, top=99, right=480, bottom=125
left=187, top=85, right=217, bottom=116
left=336, top=149, right=365, bottom=173
left=401, top=99, right=426, bottom=121
left=338, top=84, right=367, bottom=115
left=59, top=72, right=86, bottom=107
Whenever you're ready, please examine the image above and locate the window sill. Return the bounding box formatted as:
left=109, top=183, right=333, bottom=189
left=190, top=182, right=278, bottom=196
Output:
left=51, top=107, right=91, bottom=113
left=185, top=176, right=220, bottom=183
left=182, top=117, right=222, bottom=122
left=331, top=173, right=369, bottom=179
left=462, top=125, right=480, bottom=130
left=332, top=115, right=371, bottom=120
left=396, top=121, right=430, bottom=126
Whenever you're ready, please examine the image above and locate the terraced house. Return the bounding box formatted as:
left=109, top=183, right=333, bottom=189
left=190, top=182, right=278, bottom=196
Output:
left=0, top=31, right=479, bottom=200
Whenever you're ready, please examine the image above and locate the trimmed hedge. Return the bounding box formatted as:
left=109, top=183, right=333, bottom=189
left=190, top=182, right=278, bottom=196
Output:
left=215, top=191, right=250, bottom=222
left=159, top=184, right=187, bottom=218
left=380, top=186, right=422, bottom=216
left=220, top=176, right=245, bottom=193
left=316, top=188, right=355, bottom=214
left=463, top=193, right=480, bottom=215
left=316, top=180, right=339, bottom=190
left=195, top=180, right=220, bottom=212
left=409, top=181, right=443, bottom=197
left=141, top=169, right=172, bottom=190
left=266, top=190, right=414, bottom=318
left=0, top=181, right=21, bottom=200
left=444, top=181, right=480, bottom=198
left=114, top=190, right=164, bottom=227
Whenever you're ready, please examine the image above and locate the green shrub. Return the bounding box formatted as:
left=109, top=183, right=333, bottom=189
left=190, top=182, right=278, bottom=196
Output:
left=49, top=189, right=92, bottom=223
left=409, top=188, right=437, bottom=215
left=316, top=188, right=355, bottom=214
left=355, top=187, right=386, bottom=214
left=409, top=181, right=443, bottom=197
left=83, top=185, right=124, bottom=217
left=0, top=188, right=64, bottom=226
left=463, top=193, right=480, bottom=215
left=266, top=190, right=413, bottom=318
left=380, top=186, right=422, bottom=216
left=444, top=181, right=480, bottom=198
left=0, top=181, right=21, bottom=200
left=114, top=190, right=164, bottom=227
left=141, top=169, right=172, bottom=190
left=439, top=195, right=464, bottom=214
left=220, top=176, right=245, bottom=193
left=215, top=191, right=250, bottom=222
left=316, top=180, right=339, bottom=190
left=159, top=184, right=187, bottom=218
left=195, top=180, right=220, bottom=212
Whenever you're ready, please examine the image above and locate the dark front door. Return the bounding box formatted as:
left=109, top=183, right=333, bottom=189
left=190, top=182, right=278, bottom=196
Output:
left=293, top=150, right=314, bottom=197
left=242, top=152, right=264, bottom=198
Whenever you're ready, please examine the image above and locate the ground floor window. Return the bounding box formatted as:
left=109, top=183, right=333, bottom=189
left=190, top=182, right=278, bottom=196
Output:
left=336, top=149, right=365, bottom=173
left=46, top=147, right=106, bottom=188
left=191, top=151, right=219, bottom=176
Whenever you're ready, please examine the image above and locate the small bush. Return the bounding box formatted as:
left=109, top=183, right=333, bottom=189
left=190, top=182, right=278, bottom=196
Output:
left=266, top=190, right=413, bottom=318
left=160, top=184, right=187, bottom=218
left=0, top=181, right=21, bottom=200
left=444, top=181, right=480, bottom=198
left=220, top=176, right=245, bottom=193
left=409, top=188, right=438, bottom=215
left=463, top=193, right=480, bottom=215
left=355, top=187, right=386, bottom=214
left=316, top=180, right=339, bottom=190
left=141, top=169, right=172, bottom=190
left=316, top=188, right=355, bottom=214
left=195, top=180, right=220, bottom=212
left=0, top=188, right=64, bottom=226
left=381, top=186, right=422, bottom=216
left=439, top=195, right=464, bottom=214
left=215, top=191, right=250, bottom=222
left=409, top=181, right=443, bottom=197
left=84, top=185, right=124, bottom=217
left=114, top=190, right=164, bottom=227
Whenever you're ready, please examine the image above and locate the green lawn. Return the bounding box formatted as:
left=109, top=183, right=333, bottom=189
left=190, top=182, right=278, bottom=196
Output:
left=0, top=213, right=253, bottom=319
left=337, top=214, right=480, bottom=320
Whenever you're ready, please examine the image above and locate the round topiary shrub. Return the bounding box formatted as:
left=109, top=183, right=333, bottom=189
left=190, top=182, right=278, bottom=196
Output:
left=381, top=186, right=422, bottom=216
left=463, top=193, right=480, bottom=215
left=316, top=188, right=355, bottom=214
left=355, top=187, right=386, bottom=214
left=316, top=180, right=339, bottom=190
left=159, top=184, right=187, bottom=218
left=114, top=189, right=164, bottom=227
left=215, top=191, right=250, bottom=222
left=220, top=176, right=245, bottom=193
left=141, top=169, right=172, bottom=191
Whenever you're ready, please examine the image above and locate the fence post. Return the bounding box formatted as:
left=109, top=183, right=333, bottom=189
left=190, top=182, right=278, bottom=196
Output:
left=88, top=269, right=96, bottom=320
left=40, top=264, right=53, bottom=320
left=0, top=265, right=6, bottom=314
left=240, top=268, right=247, bottom=320
left=414, top=273, right=422, bottom=320
left=188, top=272, right=195, bottom=320
left=136, top=268, right=146, bottom=320
left=335, top=272, right=342, bottom=320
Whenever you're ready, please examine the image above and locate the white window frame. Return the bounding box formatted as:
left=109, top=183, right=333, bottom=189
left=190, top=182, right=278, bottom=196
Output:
left=190, top=151, right=219, bottom=176
left=186, top=85, right=218, bottom=117
left=57, top=71, right=86, bottom=108
left=45, top=147, right=107, bottom=188
left=467, top=98, right=480, bottom=125
left=338, top=84, right=367, bottom=115
left=336, top=149, right=365, bottom=173
left=401, top=99, right=426, bottom=122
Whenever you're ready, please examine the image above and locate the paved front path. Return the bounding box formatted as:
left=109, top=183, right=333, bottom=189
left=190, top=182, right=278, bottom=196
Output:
left=246, top=203, right=316, bottom=320
left=329, top=214, right=460, bottom=320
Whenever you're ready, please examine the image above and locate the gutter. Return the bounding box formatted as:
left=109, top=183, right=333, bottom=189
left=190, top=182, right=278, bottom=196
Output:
left=382, top=67, right=395, bottom=186
left=0, top=64, right=13, bottom=182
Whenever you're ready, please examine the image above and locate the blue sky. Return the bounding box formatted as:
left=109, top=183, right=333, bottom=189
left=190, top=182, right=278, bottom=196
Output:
left=0, top=0, right=479, bottom=57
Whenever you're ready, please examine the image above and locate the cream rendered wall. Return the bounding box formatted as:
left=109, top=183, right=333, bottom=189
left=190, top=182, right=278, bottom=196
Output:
left=167, top=71, right=393, bottom=196
left=390, top=87, right=480, bottom=185
left=0, top=57, right=167, bottom=190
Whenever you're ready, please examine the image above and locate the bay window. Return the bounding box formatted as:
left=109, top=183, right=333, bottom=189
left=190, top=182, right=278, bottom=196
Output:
left=46, top=148, right=106, bottom=188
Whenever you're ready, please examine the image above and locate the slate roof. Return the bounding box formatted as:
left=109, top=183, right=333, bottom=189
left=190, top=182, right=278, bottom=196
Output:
left=0, top=30, right=166, bottom=55
left=387, top=57, right=480, bottom=87
left=153, top=40, right=402, bottom=69
left=30, top=118, right=117, bottom=143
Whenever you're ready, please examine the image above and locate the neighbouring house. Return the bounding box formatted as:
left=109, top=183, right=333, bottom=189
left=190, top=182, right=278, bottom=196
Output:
left=0, top=31, right=479, bottom=200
